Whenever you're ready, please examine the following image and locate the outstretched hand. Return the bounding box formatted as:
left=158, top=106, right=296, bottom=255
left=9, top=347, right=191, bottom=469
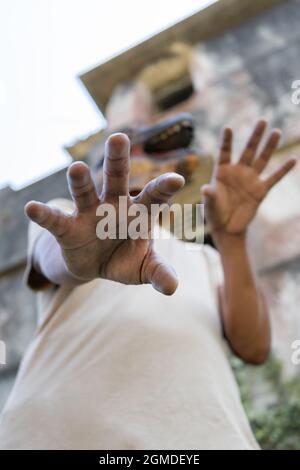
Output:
left=202, top=120, right=296, bottom=236
left=25, top=133, right=185, bottom=295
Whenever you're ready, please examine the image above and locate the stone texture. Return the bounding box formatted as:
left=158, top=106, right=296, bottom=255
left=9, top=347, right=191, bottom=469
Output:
left=0, top=168, right=69, bottom=273
left=0, top=269, right=37, bottom=373
left=260, top=259, right=300, bottom=379
left=80, top=0, right=284, bottom=113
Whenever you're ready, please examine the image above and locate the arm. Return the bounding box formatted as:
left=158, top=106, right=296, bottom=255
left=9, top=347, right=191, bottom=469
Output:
left=214, top=232, right=270, bottom=364
left=202, top=120, right=296, bottom=364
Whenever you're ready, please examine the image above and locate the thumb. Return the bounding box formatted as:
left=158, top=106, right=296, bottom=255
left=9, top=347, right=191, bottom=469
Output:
left=142, top=251, right=178, bottom=296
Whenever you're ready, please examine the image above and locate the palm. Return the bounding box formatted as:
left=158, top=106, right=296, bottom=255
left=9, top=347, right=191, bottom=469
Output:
left=25, top=133, right=184, bottom=295
left=202, top=121, right=295, bottom=235
left=210, top=164, right=267, bottom=233
left=59, top=202, right=152, bottom=285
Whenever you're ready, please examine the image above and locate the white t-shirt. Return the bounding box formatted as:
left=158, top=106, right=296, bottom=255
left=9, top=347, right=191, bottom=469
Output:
left=0, top=199, right=259, bottom=450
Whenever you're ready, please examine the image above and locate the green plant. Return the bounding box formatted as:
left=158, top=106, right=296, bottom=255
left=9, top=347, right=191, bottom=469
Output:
left=231, top=355, right=300, bottom=450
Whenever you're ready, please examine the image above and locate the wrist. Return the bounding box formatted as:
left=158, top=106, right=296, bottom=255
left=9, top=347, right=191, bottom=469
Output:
left=211, top=229, right=247, bottom=253
left=36, top=231, right=89, bottom=288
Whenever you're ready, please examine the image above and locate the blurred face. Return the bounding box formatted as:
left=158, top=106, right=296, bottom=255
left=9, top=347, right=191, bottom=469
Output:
left=92, top=113, right=200, bottom=196
left=93, top=150, right=200, bottom=198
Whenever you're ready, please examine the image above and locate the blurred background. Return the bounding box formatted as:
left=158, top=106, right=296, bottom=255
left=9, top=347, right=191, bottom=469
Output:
left=1, top=0, right=300, bottom=449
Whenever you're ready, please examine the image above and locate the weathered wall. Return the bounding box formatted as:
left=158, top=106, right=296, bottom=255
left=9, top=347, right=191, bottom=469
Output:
left=0, top=169, right=69, bottom=409
left=186, top=0, right=300, bottom=153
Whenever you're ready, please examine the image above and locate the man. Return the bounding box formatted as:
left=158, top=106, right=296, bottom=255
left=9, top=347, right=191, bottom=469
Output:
left=0, top=120, right=296, bottom=449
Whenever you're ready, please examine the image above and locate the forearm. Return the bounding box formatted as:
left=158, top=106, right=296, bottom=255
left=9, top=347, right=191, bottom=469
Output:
left=213, top=231, right=271, bottom=364
left=32, top=230, right=87, bottom=288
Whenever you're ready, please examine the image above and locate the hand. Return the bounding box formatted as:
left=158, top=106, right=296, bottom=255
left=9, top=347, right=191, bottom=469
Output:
left=25, top=133, right=185, bottom=295
left=201, top=120, right=296, bottom=237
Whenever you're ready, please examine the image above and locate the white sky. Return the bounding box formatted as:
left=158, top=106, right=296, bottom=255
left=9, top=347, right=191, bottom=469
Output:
left=0, top=0, right=214, bottom=189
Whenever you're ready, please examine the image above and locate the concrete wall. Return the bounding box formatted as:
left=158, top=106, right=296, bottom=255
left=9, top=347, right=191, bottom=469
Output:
left=0, top=169, right=69, bottom=409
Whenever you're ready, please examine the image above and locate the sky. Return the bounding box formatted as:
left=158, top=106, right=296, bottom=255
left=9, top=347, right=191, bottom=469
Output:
left=0, top=0, right=215, bottom=190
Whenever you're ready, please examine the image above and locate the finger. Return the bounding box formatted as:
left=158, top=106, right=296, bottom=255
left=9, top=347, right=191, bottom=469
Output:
left=218, top=127, right=232, bottom=165
left=102, top=133, right=130, bottom=197
left=201, top=184, right=217, bottom=203
left=264, top=158, right=296, bottom=190
left=142, top=251, right=178, bottom=295
left=253, top=129, right=281, bottom=174
left=24, top=201, right=70, bottom=238
left=201, top=184, right=218, bottom=215
left=134, top=173, right=185, bottom=211
left=239, top=119, right=267, bottom=166
left=67, top=161, right=99, bottom=211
